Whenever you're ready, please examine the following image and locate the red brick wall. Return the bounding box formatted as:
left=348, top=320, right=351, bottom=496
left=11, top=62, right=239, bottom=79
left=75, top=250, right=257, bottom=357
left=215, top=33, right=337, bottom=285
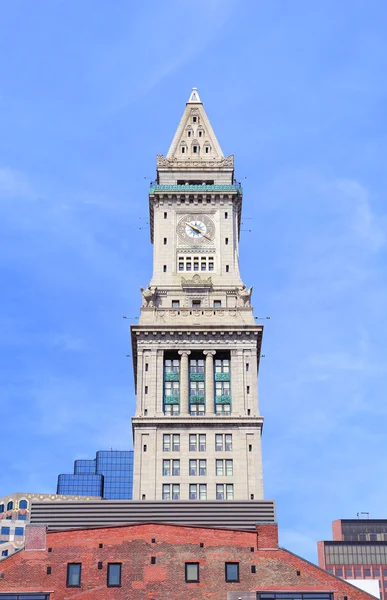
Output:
left=257, top=523, right=278, bottom=548
left=25, top=525, right=47, bottom=551
left=317, top=541, right=327, bottom=568
left=0, top=523, right=378, bottom=600
left=332, top=520, right=343, bottom=541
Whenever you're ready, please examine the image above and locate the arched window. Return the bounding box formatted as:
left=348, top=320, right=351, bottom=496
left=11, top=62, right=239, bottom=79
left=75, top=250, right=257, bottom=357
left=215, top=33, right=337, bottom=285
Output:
left=197, top=127, right=204, bottom=138
left=186, top=126, right=193, bottom=138
left=7, top=501, right=13, bottom=511
left=0, top=504, right=4, bottom=513
left=180, top=142, right=187, bottom=155
left=19, top=499, right=28, bottom=509
left=204, top=143, right=211, bottom=155
left=191, top=141, right=200, bottom=155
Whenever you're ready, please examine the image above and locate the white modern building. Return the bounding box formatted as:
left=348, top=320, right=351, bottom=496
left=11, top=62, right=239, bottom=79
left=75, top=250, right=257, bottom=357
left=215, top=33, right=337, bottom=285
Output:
left=131, top=89, right=265, bottom=502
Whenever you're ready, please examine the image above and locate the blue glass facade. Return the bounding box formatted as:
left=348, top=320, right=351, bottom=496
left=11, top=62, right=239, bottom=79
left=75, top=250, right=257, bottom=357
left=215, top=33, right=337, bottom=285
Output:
left=57, top=450, right=133, bottom=499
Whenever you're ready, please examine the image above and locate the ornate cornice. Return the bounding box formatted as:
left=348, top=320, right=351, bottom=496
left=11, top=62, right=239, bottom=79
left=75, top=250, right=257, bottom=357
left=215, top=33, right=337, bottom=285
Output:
left=156, top=154, right=234, bottom=169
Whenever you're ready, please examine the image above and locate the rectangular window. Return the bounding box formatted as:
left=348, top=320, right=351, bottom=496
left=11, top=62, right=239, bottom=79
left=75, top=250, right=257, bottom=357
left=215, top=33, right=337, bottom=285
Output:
left=226, top=265, right=229, bottom=272
left=1, top=526, right=10, bottom=535
left=2, top=549, right=8, bottom=557
left=189, top=459, right=197, bottom=476
left=164, top=212, right=167, bottom=219
left=172, top=434, right=180, bottom=451
left=172, top=484, right=180, bottom=500
left=14, top=527, right=24, bottom=536
left=199, top=434, right=206, bottom=451
left=199, top=459, right=207, bottom=476
left=163, top=459, right=170, bottom=476
left=214, top=300, right=222, bottom=308
left=216, top=484, right=225, bottom=500
left=225, top=562, right=239, bottom=582
left=199, top=484, right=207, bottom=499
left=216, top=459, right=224, bottom=476
left=374, top=569, right=381, bottom=576
left=164, top=238, right=167, bottom=245
left=165, top=359, right=180, bottom=374
left=246, top=363, right=249, bottom=371
left=189, top=434, right=197, bottom=452
left=190, top=359, right=205, bottom=374
left=345, top=568, right=352, bottom=577
left=355, top=569, right=362, bottom=577
left=185, top=562, right=199, bottom=582
left=216, top=434, right=223, bottom=451
left=163, top=434, right=171, bottom=452
left=226, top=459, right=233, bottom=476
left=336, top=568, right=343, bottom=576
left=172, top=459, right=180, bottom=476
left=225, top=212, right=228, bottom=219
left=226, top=484, right=234, bottom=499
left=209, top=261, right=214, bottom=271
left=179, top=262, right=184, bottom=271
left=145, top=363, right=149, bottom=371
left=190, top=484, right=198, bottom=500
left=162, top=484, right=170, bottom=500
left=107, top=563, right=122, bottom=587
left=225, top=238, right=229, bottom=245
left=67, top=563, right=81, bottom=587
left=163, top=265, right=167, bottom=272
left=172, top=300, right=180, bottom=308
left=225, top=434, right=232, bottom=451
left=365, top=569, right=371, bottom=576
left=192, top=300, right=201, bottom=308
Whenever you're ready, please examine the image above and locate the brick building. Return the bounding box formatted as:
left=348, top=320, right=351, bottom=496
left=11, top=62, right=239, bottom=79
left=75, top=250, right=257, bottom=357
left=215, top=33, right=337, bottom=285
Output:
left=318, top=519, right=387, bottom=600
left=0, top=521, right=380, bottom=600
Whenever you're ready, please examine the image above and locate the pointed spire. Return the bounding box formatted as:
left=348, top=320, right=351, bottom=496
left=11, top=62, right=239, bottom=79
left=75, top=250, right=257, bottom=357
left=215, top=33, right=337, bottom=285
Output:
left=187, top=87, right=201, bottom=103
left=166, top=88, right=224, bottom=160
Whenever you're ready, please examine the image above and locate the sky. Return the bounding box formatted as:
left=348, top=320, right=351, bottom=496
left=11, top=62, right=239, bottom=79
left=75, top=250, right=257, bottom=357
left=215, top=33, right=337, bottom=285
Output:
left=1, top=0, right=387, bottom=564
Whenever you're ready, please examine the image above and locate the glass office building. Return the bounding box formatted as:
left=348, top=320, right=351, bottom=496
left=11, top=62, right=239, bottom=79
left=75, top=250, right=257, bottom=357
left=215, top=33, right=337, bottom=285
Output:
left=57, top=451, right=133, bottom=499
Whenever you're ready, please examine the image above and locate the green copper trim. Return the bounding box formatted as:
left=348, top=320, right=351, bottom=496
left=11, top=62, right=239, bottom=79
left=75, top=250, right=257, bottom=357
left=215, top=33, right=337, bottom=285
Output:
left=149, top=184, right=242, bottom=194
left=165, top=372, right=179, bottom=381
left=190, top=372, right=205, bottom=381
left=215, top=395, right=231, bottom=405
left=215, top=372, right=230, bottom=381
left=164, top=395, right=180, bottom=405
left=190, top=395, right=205, bottom=404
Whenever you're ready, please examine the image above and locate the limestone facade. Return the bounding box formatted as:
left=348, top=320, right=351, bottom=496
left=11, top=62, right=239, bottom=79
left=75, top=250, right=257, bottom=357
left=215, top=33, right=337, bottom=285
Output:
left=131, top=89, right=264, bottom=501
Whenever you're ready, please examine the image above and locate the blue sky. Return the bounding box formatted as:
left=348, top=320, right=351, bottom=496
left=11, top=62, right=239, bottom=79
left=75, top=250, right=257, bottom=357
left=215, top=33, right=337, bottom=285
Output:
left=1, top=0, right=387, bottom=563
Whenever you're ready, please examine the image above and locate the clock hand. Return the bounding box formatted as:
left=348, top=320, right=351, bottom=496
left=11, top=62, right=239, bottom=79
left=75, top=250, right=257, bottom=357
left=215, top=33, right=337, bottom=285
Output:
left=185, top=222, right=212, bottom=240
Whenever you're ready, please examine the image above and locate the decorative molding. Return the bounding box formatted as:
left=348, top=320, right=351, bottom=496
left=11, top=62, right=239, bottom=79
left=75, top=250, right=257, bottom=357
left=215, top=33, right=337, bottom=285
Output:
left=181, top=274, right=212, bottom=289
left=150, top=183, right=241, bottom=194
left=156, top=154, right=235, bottom=169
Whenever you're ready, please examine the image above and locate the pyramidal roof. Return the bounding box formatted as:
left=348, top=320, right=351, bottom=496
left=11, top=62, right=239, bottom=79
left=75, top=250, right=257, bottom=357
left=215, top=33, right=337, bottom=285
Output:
left=166, top=88, right=224, bottom=160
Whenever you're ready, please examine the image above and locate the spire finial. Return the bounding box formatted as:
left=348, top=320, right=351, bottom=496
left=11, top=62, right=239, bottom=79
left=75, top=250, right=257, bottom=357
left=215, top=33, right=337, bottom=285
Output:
left=187, top=87, right=201, bottom=103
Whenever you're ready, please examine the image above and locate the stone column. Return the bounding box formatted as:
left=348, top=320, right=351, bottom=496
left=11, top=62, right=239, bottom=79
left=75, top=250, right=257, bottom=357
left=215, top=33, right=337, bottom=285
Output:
left=178, top=350, right=191, bottom=415
left=204, top=350, right=216, bottom=415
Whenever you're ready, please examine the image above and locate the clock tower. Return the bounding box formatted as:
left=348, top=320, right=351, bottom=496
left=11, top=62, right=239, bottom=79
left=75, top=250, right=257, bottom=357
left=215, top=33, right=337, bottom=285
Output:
left=131, top=89, right=264, bottom=501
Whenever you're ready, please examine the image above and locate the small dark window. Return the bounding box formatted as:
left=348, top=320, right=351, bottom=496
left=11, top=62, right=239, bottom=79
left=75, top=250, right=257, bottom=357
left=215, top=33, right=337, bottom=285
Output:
left=99, top=543, right=103, bottom=549
left=247, top=386, right=250, bottom=394
left=250, top=493, right=254, bottom=499
left=48, top=547, right=52, bottom=553
left=163, top=265, right=167, bottom=272
left=365, top=568, right=371, bottom=576
left=193, top=146, right=198, bottom=153
left=185, top=562, right=199, bottom=582
left=164, top=212, right=167, bottom=219
left=251, top=565, right=256, bottom=573
left=107, top=563, right=122, bottom=587
left=199, top=131, right=202, bottom=137
left=193, top=116, right=197, bottom=123
left=98, top=561, right=103, bottom=570
left=225, top=238, right=229, bottom=245
left=172, top=300, right=180, bottom=308
left=225, top=212, right=228, bottom=219
left=246, top=363, right=249, bottom=371
left=67, top=563, right=81, bottom=587
left=145, top=363, right=149, bottom=371
left=145, top=386, right=148, bottom=394
left=226, top=265, right=229, bottom=272
left=143, top=445, right=147, bottom=452
left=205, top=147, right=209, bottom=153
left=164, top=238, right=167, bottom=245
left=144, top=409, right=148, bottom=415
left=152, top=538, right=156, bottom=543
left=142, top=494, right=146, bottom=500
left=200, top=542, right=204, bottom=548
left=297, top=570, right=301, bottom=576
left=192, top=300, right=201, bottom=308
left=151, top=556, right=156, bottom=565
left=47, top=566, right=52, bottom=575
left=7, top=501, right=13, bottom=511
left=188, top=131, right=191, bottom=137
left=15, top=527, right=24, bottom=536
left=2, top=549, right=8, bottom=557
left=225, top=562, right=239, bottom=582
left=247, top=409, right=251, bottom=415
left=182, top=146, right=185, bottom=153
left=249, top=444, right=252, bottom=451
left=250, top=547, right=255, bottom=552
left=214, top=300, right=222, bottom=308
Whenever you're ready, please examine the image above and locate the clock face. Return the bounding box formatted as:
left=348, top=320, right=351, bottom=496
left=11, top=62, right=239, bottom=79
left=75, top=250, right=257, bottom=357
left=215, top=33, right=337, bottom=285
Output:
left=177, top=214, right=215, bottom=246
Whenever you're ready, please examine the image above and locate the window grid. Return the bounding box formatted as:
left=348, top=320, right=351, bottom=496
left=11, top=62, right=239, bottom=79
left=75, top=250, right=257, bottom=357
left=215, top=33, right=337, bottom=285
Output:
left=178, top=255, right=214, bottom=272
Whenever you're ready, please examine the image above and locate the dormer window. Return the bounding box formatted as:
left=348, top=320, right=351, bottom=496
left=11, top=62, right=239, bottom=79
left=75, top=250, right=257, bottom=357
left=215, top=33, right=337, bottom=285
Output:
left=192, top=115, right=198, bottom=123
left=188, top=131, right=191, bottom=137
left=193, top=145, right=198, bottom=153
left=204, top=144, right=210, bottom=154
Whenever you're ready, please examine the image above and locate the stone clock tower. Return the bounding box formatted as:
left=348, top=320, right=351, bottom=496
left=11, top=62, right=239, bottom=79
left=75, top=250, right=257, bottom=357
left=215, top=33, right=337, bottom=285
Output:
left=131, top=89, right=264, bottom=501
